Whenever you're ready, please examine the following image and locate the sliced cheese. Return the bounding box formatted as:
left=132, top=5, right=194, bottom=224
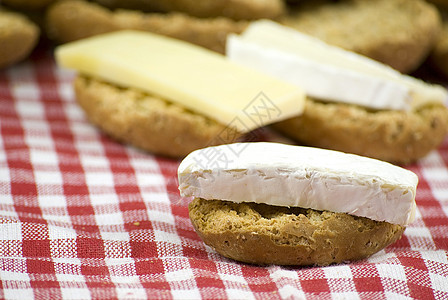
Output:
left=178, top=142, right=418, bottom=226
left=55, top=30, right=305, bottom=133
left=227, top=20, right=447, bottom=111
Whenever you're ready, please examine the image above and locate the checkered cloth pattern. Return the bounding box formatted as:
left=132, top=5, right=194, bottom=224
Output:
left=1, top=44, right=448, bottom=300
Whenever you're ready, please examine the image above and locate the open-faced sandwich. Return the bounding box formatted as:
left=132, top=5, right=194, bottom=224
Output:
left=227, top=20, right=448, bottom=164
left=55, top=30, right=305, bottom=157
left=178, top=142, right=418, bottom=266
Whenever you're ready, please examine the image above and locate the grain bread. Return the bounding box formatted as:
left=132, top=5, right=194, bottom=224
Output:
left=189, top=198, right=405, bottom=266
left=272, top=99, right=448, bottom=164
left=45, top=0, right=247, bottom=54
left=90, top=0, right=286, bottom=21
left=74, top=76, right=241, bottom=157
left=281, top=0, right=442, bottom=73
left=45, top=0, right=120, bottom=44
left=0, top=10, right=40, bottom=69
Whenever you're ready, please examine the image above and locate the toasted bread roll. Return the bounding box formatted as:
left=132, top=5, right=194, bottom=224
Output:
left=272, top=99, right=448, bottom=164
left=281, top=0, right=442, bottom=73
left=45, top=0, right=247, bottom=53
left=0, top=10, right=40, bottom=68
left=189, top=198, right=405, bottom=266
left=91, top=0, right=286, bottom=20
left=74, top=76, right=240, bottom=157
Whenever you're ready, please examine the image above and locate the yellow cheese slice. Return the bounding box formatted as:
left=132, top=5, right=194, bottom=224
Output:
left=55, top=30, right=305, bottom=133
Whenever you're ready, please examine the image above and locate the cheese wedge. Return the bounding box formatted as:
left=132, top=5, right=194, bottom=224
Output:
left=227, top=20, right=447, bottom=111
left=55, top=30, right=305, bottom=133
left=178, top=142, right=418, bottom=226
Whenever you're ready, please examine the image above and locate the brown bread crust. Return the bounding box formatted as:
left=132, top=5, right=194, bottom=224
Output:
left=45, top=0, right=120, bottom=43
left=0, top=11, right=40, bottom=68
left=189, top=198, right=405, bottom=266
left=272, top=99, right=448, bottom=165
left=74, top=76, right=240, bottom=157
left=282, top=0, right=442, bottom=73
left=45, top=0, right=247, bottom=53
left=91, top=0, right=286, bottom=21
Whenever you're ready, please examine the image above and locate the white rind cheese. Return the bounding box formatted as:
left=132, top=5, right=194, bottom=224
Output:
left=178, top=142, right=418, bottom=226
left=227, top=20, right=447, bottom=111
left=55, top=30, right=305, bottom=133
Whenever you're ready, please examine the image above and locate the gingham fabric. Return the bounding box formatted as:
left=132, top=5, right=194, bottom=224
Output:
left=1, top=44, right=448, bottom=300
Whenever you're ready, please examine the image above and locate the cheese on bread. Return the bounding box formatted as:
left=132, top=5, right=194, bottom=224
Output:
left=178, top=142, right=418, bottom=226
left=227, top=20, right=447, bottom=111
left=55, top=30, right=305, bottom=133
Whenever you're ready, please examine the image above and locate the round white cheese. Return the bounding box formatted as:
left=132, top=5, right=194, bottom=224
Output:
left=178, top=142, right=418, bottom=226
left=227, top=20, right=447, bottom=111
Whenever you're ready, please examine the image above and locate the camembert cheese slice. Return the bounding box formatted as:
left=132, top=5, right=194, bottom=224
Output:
left=178, top=142, right=418, bottom=226
left=227, top=20, right=447, bottom=111
left=55, top=30, right=305, bottom=133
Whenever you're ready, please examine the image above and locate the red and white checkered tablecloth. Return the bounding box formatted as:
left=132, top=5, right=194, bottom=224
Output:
left=1, top=43, right=448, bottom=300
